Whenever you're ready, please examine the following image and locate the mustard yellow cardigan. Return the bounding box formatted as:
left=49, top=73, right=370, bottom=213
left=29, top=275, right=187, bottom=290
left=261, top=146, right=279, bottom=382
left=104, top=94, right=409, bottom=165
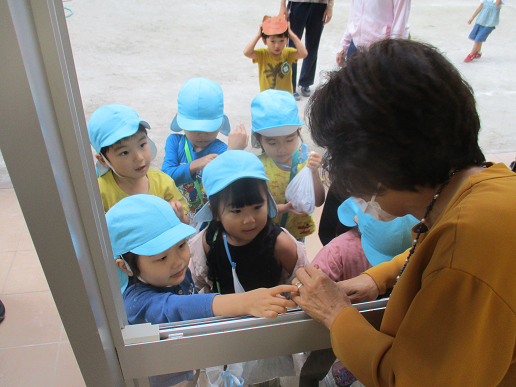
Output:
left=330, top=163, right=516, bottom=386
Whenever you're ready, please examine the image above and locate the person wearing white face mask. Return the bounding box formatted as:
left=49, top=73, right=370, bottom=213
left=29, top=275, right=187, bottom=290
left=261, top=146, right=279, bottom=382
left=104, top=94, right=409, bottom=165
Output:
left=290, top=40, right=516, bottom=386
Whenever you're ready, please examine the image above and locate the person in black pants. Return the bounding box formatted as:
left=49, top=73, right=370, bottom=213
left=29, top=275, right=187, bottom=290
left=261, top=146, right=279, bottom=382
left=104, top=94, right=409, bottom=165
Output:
left=318, top=183, right=351, bottom=246
left=280, top=0, right=334, bottom=100
left=0, top=300, right=5, bottom=323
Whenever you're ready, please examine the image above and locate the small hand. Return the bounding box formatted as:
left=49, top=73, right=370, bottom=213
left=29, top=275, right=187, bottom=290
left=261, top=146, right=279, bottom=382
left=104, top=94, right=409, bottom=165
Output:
left=307, top=152, right=322, bottom=173
left=291, top=265, right=352, bottom=329
left=468, top=18, right=473, bottom=24
left=190, top=154, right=217, bottom=174
left=322, top=8, right=333, bottom=25
left=227, top=123, right=249, bottom=150
left=277, top=202, right=306, bottom=216
left=337, top=274, right=379, bottom=304
left=169, top=200, right=188, bottom=224
left=279, top=4, right=288, bottom=19
left=336, top=50, right=346, bottom=66
left=246, top=285, right=298, bottom=318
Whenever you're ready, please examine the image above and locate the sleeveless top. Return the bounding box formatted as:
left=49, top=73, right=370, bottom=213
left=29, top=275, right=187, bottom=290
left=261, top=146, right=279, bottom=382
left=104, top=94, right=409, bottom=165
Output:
left=209, top=222, right=283, bottom=294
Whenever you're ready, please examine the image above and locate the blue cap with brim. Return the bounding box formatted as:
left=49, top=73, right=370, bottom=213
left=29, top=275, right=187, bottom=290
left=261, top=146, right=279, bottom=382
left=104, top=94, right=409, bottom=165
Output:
left=87, top=104, right=156, bottom=177
left=106, top=194, right=196, bottom=293
left=337, top=198, right=419, bottom=266
left=193, top=150, right=278, bottom=223
left=170, top=78, right=230, bottom=136
left=250, top=90, right=304, bottom=148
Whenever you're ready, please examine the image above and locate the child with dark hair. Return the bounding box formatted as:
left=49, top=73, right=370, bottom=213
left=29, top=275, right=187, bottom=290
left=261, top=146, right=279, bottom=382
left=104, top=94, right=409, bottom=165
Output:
left=188, top=150, right=308, bottom=294
left=464, top=0, right=505, bottom=62
left=188, top=150, right=308, bottom=385
left=244, top=14, right=307, bottom=96
left=107, top=194, right=297, bottom=387
left=88, top=104, right=189, bottom=221
left=251, top=90, right=325, bottom=241
left=161, top=78, right=248, bottom=227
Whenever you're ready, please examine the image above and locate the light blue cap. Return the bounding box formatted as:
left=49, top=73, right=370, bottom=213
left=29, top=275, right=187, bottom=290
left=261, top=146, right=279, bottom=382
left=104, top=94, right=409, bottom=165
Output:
left=251, top=90, right=304, bottom=147
left=87, top=104, right=156, bottom=176
left=337, top=198, right=419, bottom=266
left=193, top=150, right=278, bottom=222
left=170, top=78, right=230, bottom=136
left=106, top=194, right=196, bottom=292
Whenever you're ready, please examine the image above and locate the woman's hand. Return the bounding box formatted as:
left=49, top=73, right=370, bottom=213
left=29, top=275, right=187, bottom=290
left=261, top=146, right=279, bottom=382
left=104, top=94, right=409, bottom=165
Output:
left=337, top=274, right=380, bottom=304
left=291, top=265, right=352, bottom=329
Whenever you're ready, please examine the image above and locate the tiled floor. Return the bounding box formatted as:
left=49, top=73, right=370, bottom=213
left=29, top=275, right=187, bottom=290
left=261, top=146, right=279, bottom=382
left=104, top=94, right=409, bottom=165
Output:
left=0, top=187, right=86, bottom=387
left=0, top=153, right=514, bottom=386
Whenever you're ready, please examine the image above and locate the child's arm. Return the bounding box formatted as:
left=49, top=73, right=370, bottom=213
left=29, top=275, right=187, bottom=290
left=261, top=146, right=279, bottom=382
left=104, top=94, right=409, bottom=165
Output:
left=495, top=0, right=502, bottom=6
left=468, top=4, right=484, bottom=24
left=244, top=26, right=263, bottom=60
left=306, top=153, right=326, bottom=207
left=274, top=231, right=299, bottom=275
left=227, top=123, right=249, bottom=150
left=288, top=24, right=308, bottom=60
left=162, top=134, right=195, bottom=186
left=212, top=284, right=298, bottom=318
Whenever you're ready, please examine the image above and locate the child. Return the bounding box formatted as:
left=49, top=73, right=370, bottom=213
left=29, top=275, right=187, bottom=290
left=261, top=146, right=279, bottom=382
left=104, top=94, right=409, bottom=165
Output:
left=87, top=104, right=189, bottom=222
left=188, top=150, right=308, bottom=294
left=465, top=0, right=505, bottom=62
left=244, top=14, right=308, bottom=98
left=161, top=78, right=248, bottom=224
left=251, top=90, right=325, bottom=241
left=107, top=194, right=297, bottom=387
left=312, top=197, right=418, bottom=282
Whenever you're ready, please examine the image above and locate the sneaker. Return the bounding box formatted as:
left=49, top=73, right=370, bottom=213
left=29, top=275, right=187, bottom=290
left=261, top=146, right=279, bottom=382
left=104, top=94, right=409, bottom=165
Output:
left=299, top=86, right=311, bottom=97
left=474, top=52, right=482, bottom=59
left=464, top=54, right=474, bottom=63
left=293, top=92, right=301, bottom=101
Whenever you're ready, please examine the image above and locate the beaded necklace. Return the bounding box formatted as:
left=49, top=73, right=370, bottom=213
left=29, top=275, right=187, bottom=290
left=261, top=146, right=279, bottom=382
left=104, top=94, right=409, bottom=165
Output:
left=396, top=169, right=460, bottom=283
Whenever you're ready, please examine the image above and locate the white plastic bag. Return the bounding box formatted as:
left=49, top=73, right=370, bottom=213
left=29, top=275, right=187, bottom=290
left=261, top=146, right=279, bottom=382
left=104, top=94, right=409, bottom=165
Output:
left=285, top=165, right=315, bottom=215
left=201, top=364, right=245, bottom=387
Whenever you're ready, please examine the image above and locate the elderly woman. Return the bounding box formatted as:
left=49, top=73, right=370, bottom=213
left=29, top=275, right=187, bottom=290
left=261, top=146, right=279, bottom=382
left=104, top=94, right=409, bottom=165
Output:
left=291, top=39, right=516, bottom=386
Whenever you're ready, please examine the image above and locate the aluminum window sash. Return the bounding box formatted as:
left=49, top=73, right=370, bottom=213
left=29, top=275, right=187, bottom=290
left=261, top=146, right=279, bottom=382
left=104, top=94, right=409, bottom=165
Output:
left=117, top=302, right=386, bottom=380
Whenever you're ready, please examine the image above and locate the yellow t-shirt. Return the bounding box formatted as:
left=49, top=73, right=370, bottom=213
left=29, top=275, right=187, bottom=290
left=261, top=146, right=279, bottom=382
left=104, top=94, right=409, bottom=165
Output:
left=253, top=48, right=298, bottom=93
left=258, top=153, right=316, bottom=239
left=98, top=169, right=189, bottom=214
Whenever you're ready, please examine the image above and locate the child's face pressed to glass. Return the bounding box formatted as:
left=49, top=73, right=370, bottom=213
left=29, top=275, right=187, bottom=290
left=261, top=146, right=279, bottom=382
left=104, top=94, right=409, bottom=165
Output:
left=185, top=129, right=220, bottom=152
left=218, top=191, right=268, bottom=246
left=263, top=36, right=288, bottom=58
left=259, top=131, right=299, bottom=166
left=100, top=132, right=151, bottom=179
left=136, top=240, right=190, bottom=287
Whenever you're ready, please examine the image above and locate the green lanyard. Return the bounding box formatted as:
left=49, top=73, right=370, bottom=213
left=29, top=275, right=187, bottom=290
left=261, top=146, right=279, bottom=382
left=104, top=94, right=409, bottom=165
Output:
left=184, top=136, right=204, bottom=210
left=280, top=150, right=299, bottom=228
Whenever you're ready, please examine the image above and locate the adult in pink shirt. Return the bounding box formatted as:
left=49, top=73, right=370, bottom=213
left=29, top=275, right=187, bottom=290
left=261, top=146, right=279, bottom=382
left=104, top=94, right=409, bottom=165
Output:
left=337, top=0, right=411, bottom=65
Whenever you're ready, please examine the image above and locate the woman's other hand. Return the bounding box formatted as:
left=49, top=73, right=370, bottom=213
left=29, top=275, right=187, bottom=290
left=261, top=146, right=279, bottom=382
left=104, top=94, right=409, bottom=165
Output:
left=337, top=274, right=379, bottom=303
left=291, top=265, right=351, bottom=329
